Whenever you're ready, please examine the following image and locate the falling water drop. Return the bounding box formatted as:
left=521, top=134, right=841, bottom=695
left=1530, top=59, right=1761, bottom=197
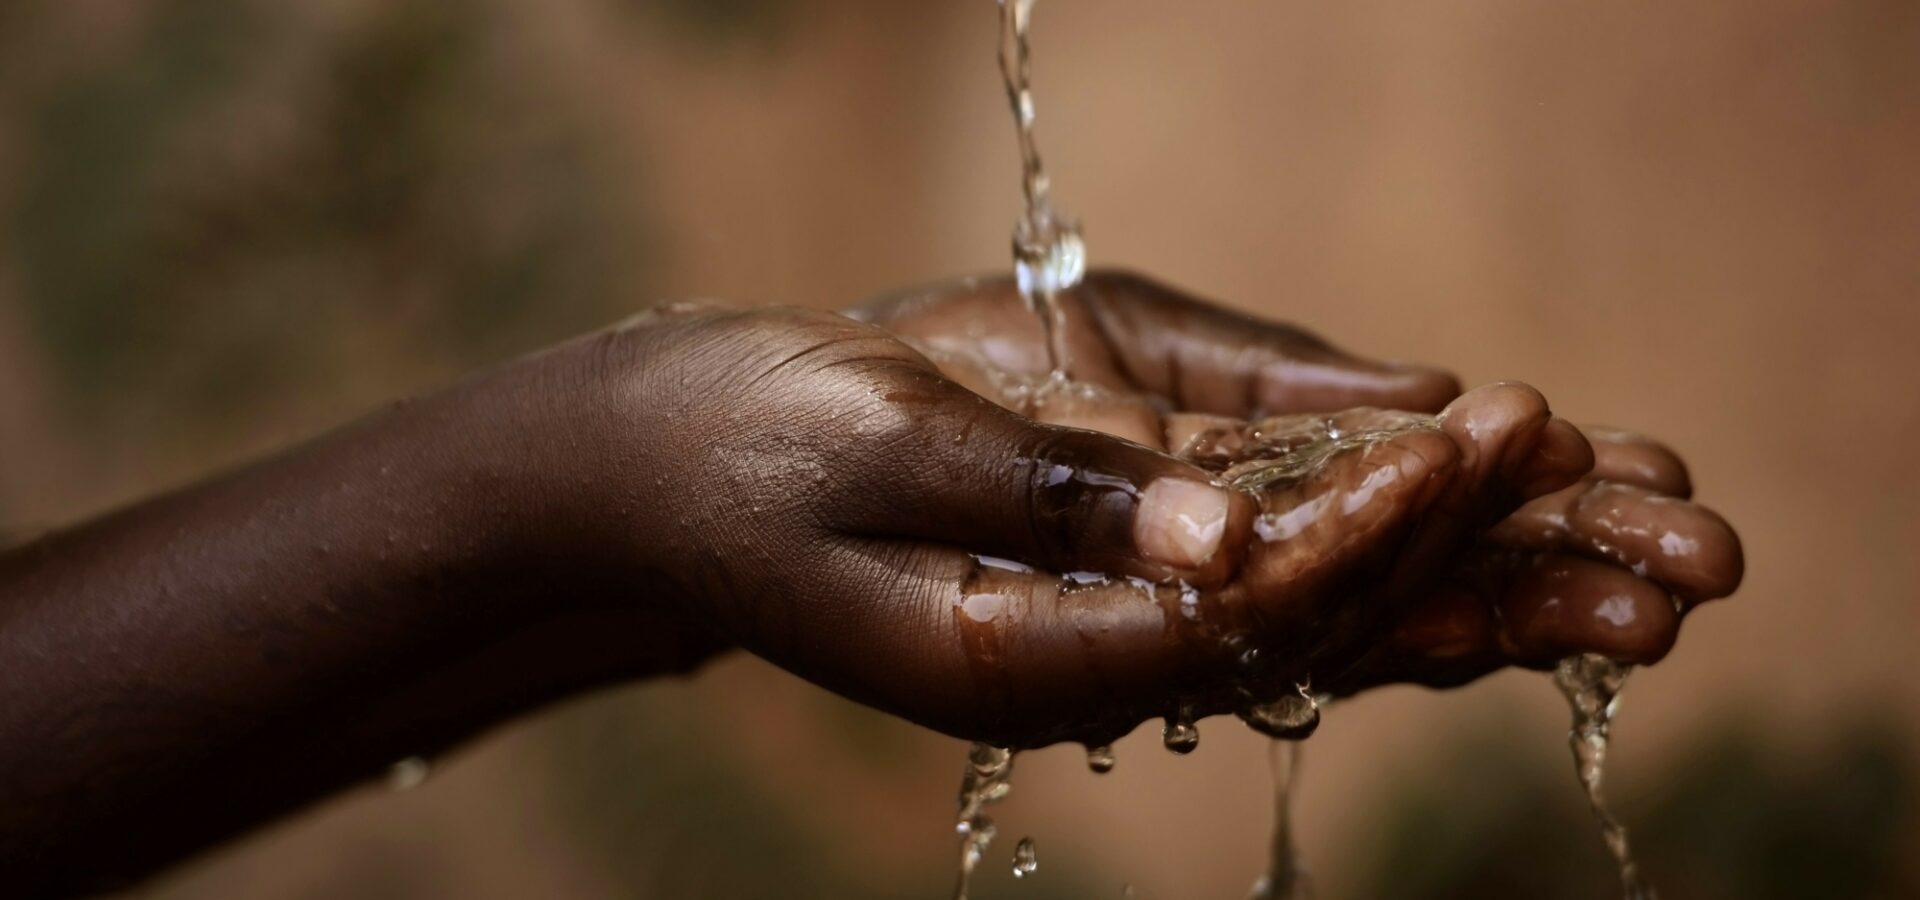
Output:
left=953, top=743, right=1016, bottom=900
left=1012, top=836, right=1039, bottom=879
left=385, top=756, right=431, bottom=792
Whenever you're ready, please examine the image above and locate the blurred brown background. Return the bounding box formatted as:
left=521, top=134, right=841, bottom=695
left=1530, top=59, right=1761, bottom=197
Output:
left=2, top=0, right=1917, bottom=897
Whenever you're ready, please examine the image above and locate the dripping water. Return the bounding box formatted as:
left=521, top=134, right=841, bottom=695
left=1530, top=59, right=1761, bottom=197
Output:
left=1162, top=699, right=1201, bottom=754
left=953, top=742, right=1016, bottom=900
left=1247, top=740, right=1312, bottom=900
left=1086, top=744, right=1117, bottom=774
left=1554, top=654, right=1655, bottom=900
left=1237, top=681, right=1321, bottom=741
left=1012, top=836, right=1039, bottom=879
left=1240, top=683, right=1319, bottom=899
left=998, top=0, right=1086, bottom=378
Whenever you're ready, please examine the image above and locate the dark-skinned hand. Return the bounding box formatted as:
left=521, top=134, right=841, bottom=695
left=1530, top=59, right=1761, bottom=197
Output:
left=0, top=269, right=1743, bottom=895
left=855, top=271, right=1743, bottom=720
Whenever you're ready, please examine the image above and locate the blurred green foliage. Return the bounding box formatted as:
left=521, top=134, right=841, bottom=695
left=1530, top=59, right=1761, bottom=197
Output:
left=6, top=0, right=648, bottom=427
left=1355, top=715, right=1918, bottom=900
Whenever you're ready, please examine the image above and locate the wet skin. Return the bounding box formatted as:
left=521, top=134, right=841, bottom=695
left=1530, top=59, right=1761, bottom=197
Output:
left=0, top=270, right=1740, bottom=894
left=859, top=272, right=1741, bottom=740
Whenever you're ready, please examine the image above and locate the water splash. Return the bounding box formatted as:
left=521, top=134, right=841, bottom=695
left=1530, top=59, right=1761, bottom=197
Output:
left=1554, top=654, right=1656, bottom=900
left=953, top=742, right=1016, bottom=900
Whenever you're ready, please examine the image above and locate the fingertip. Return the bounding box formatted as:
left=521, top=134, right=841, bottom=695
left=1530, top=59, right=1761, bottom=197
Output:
left=1499, top=556, right=1680, bottom=666
left=1584, top=426, right=1694, bottom=498
left=1439, top=382, right=1551, bottom=442
left=1518, top=417, right=1595, bottom=498
left=1564, top=484, right=1746, bottom=604
left=1682, top=505, right=1745, bottom=603
left=1437, top=382, right=1554, bottom=495
left=1133, top=478, right=1254, bottom=586
left=1382, top=362, right=1465, bottom=414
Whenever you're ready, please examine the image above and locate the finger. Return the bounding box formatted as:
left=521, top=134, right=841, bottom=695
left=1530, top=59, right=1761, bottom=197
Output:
left=1077, top=270, right=1462, bottom=416
left=830, top=363, right=1256, bottom=587
left=1224, top=421, right=1465, bottom=653
left=1489, top=482, right=1743, bottom=603
left=1218, top=384, right=1575, bottom=669
left=784, top=541, right=1216, bottom=747
left=1330, top=584, right=1505, bottom=693
left=1433, top=385, right=1592, bottom=516
left=1496, top=554, right=1681, bottom=666
left=1331, top=551, right=1683, bottom=693
left=1585, top=426, right=1693, bottom=497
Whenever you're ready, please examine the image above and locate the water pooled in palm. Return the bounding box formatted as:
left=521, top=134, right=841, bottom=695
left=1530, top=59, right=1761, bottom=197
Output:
left=999, top=0, right=1085, bottom=378
left=1555, top=654, right=1656, bottom=900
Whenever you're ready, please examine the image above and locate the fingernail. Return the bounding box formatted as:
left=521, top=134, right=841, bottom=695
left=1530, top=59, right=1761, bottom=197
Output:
left=1135, top=479, right=1232, bottom=569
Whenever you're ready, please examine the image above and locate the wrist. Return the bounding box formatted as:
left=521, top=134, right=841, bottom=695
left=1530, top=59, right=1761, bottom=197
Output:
left=442, top=317, right=692, bottom=616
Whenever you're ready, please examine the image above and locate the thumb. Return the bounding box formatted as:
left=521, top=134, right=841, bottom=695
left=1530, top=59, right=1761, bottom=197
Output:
left=836, top=373, right=1256, bottom=587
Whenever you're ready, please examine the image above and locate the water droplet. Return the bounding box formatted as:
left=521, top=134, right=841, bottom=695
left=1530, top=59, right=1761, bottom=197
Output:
left=1012, top=837, right=1038, bottom=878
left=1086, top=744, right=1116, bottom=774
left=953, top=743, right=1015, bottom=900
left=1177, top=582, right=1202, bottom=622
left=1239, top=682, right=1321, bottom=741
left=385, top=756, right=430, bottom=791
left=1162, top=701, right=1200, bottom=754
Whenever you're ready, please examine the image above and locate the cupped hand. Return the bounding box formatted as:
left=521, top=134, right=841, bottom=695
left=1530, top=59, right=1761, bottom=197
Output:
left=565, top=295, right=1569, bottom=748
left=854, top=270, right=1743, bottom=710
left=572, top=301, right=1257, bottom=747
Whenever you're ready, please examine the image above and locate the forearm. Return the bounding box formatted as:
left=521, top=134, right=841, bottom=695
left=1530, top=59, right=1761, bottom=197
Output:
left=0, top=341, right=712, bottom=894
